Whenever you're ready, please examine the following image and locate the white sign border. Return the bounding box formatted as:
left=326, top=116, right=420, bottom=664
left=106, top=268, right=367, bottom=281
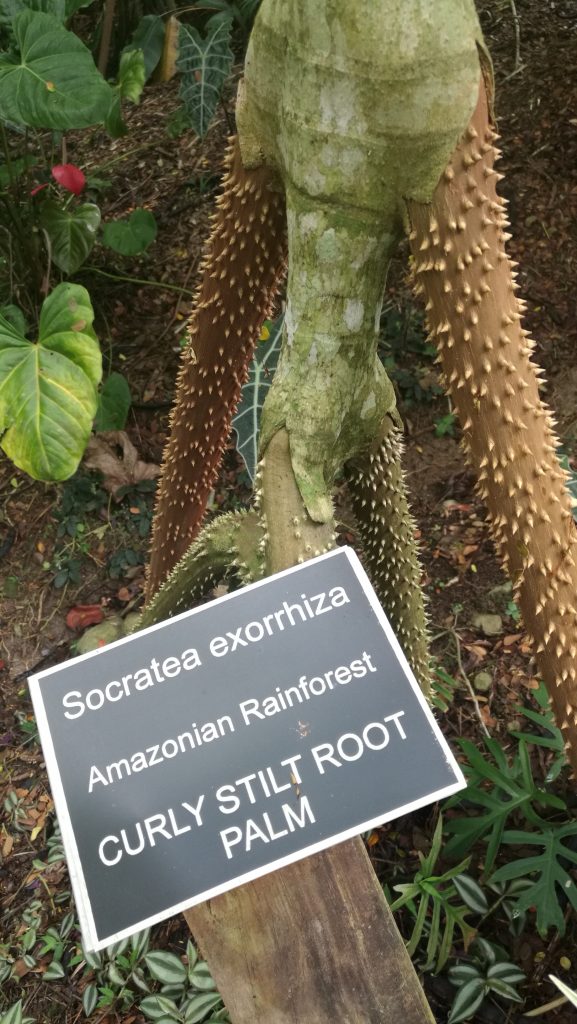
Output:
left=29, top=546, right=466, bottom=951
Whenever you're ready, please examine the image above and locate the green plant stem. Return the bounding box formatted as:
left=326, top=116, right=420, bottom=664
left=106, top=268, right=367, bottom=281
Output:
left=80, top=266, right=196, bottom=297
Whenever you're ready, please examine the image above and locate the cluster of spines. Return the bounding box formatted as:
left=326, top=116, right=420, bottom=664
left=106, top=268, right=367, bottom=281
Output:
left=146, top=136, right=287, bottom=599
left=408, top=80, right=577, bottom=775
left=141, top=511, right=251, bottom=628
left=347, top=427, right=430, bottom=695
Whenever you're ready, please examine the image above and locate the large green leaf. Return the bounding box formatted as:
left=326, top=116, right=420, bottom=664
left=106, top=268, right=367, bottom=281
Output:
left=124, top=14, right=164, bottom=81
left=102, top=208, right=157, bottom=256
left=40, top=200, right=100, bottom=273
left=177, top=16, right=233, bottom=137
left=232, top=314, right=283, bottom=481
left=0, top=0, right=94, bottom=21
left=490, top=823, right=577, bottom=935
left=0, top=282, right=101, bottom=480
left=0, top=11, right=114, bottom=128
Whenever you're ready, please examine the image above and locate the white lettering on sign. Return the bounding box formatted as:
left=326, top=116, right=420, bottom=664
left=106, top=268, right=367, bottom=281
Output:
left=62, top=648, right=202, bottom=720
left=98, top=796, right=205, bottom=866
left=220, top=797, right=316, bottom=859
left=209, top=586, right=350, bottom=657
left=239, top=651, right=377, bottom=724
left=311, top=712, right=407, bottom=774
left=216, top=755, right=304, bottom=814
left=87, top=714, right=235, bottom=792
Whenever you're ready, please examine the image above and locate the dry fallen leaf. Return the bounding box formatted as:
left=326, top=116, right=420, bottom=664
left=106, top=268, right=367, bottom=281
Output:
left=84, top=432, right=160, bottom=497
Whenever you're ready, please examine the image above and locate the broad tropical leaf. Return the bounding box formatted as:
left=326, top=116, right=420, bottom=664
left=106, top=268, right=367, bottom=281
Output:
left=443, top=737, right=564, bottom=873
left=0, top=283, right=101, bottom=480
left=177, top=16, right=233, bottom=137
left=0, top=0, right=94, bottom=20
left=124, top=14, right=165, bottom=81
left=102, top=208, right=157, bottom=256
left=40, top=200, right=100, bottom=273
left=233, top=314, right=283, bottom=480
left=0, top=11, right=114, bottom=128
left=490, top=823, right=577, bottom=935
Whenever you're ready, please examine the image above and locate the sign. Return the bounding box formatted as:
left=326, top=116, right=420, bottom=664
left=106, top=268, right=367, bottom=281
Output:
left=29, top=548, right=465, bottom=951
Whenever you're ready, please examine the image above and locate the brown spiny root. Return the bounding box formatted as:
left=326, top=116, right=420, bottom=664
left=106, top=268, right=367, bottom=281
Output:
left=140, top=511, right=264, bottom=630
left=146, top=135, right=287, bottom=598
left=346, top=420, right=430, bottom=695
left=407, top=77, right=577, bottom=776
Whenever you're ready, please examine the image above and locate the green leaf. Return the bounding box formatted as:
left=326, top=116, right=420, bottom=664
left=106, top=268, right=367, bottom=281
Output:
left=124, top=14, right=165, bottom=81
left=139, top=994, right=181, bottom=1021
left=0, top=0, right=65, bottom=22
left=0, top=304, right=27, bottom=335
left=177, top=16, right=233, bottom=137
left=549, top=974, right=577, bottom=1008
left=0, top=11, right=114, bottom=129
left=40, top=200, right=100, bottom=273
left=0, top=1001, right=24, bottom=1024
left=232, top=314, right=284, bottom=481
left=486, top=977, right=523, bottom=1001
left=0, top=282, right=101, bottom=480
left=102, top=208, right=157, bottom=256
left=452, top=874, right=488, bottom=915
left=189, top=960, right=217, bottom=991
left=43, top=959, right=65, bottom=979
left=118, top=48, right=145, bottom=103
left=82, top=945, right=102, bottom=969
left=448, top=977, right=485, bottom=1023
left=448, top=964, right=481, bottom=985
left=82, top=983, right=98, bottom=1016
left=487, top=962, right=525, bottom=985
left=130, top=927, right=151, bottom=961
left=490, top=823, right=577, bottom=935
left=145, top=951, right=187, bottom=986
left=94, top=372, right=131, bottom=431
left=183, top=992, right=223, bottom=1023
left=104, top=92, right=127, bottom=138
left=443, top=737, right=548, bottom=873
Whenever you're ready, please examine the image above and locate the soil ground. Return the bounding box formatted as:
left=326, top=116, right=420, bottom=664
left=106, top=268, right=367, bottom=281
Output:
left=1, top=2, right=577, bottom=1021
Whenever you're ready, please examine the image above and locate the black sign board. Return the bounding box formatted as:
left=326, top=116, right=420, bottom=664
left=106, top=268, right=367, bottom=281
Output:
left=29, top=548, right=465, bottom=951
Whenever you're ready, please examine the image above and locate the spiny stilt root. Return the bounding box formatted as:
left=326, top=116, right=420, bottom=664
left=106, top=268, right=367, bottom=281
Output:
left=140, top=511, right=265, bottom=629
left=346, top=420, right=430, bottom=695
left=408, top=77, right=577, bottom=778
left=146, top=135, right=287, bottom=599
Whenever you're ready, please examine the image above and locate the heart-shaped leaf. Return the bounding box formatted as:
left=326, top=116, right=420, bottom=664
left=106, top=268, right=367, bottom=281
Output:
left=40, top=200, right=100, bottom=273
left=0, top=11, right=114, bottom=129
left=102, top=208, right=157, bottom=256
left=0, top=282, right=101, bottom=480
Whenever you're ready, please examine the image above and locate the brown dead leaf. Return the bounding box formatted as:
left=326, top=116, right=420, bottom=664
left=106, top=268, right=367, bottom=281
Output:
left=503, top=633, right=522, bottom=647
left=2, top=833, right=14, bottom=857
left=84, top=432, right=160, bottom=498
